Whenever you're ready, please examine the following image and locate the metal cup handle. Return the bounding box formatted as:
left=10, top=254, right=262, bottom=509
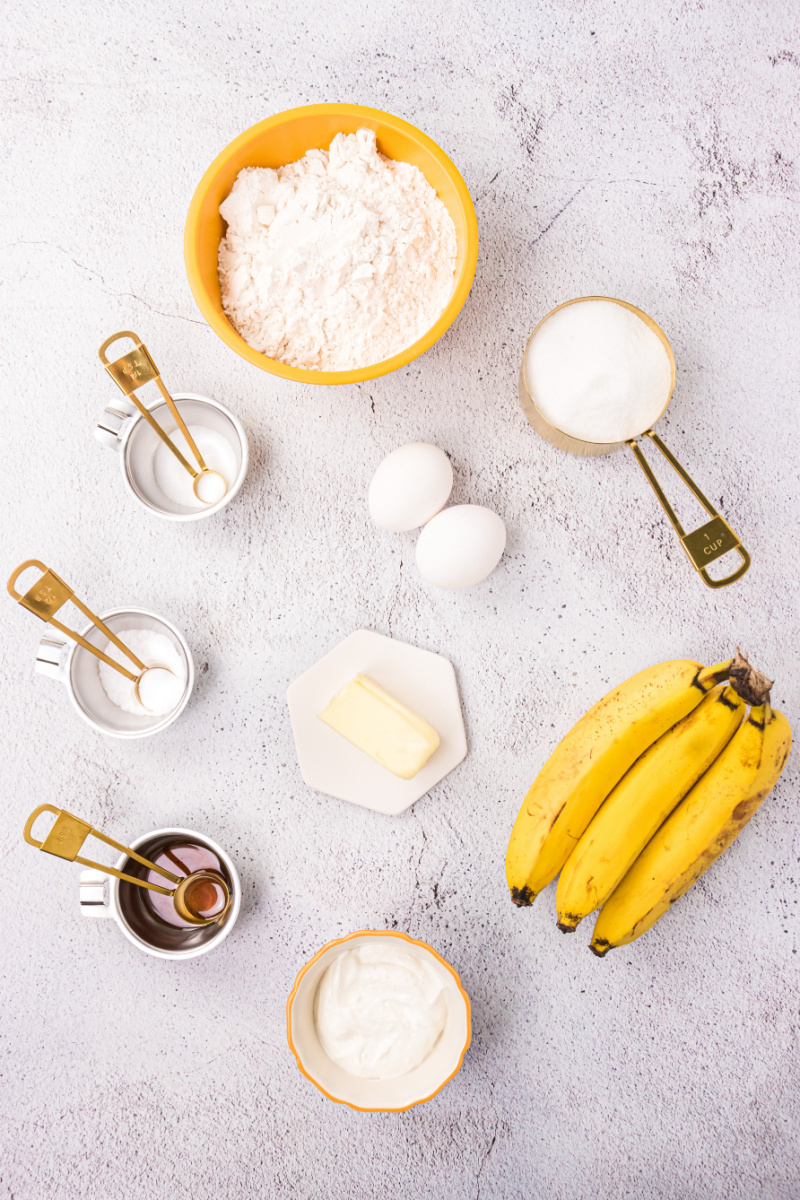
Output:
left=626, top=431, right=751, bottom=589
left=79, top=869, right=115, bottom=919
left=96, top=397, right=136, bottom=450
left=35, top=631, right=69, bottom=682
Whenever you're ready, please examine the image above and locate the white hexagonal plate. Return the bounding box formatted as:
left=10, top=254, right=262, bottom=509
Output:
left=286, top=630, right=468, bottom=815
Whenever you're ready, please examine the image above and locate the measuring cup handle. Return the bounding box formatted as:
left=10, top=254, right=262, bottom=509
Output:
left=35, top=631, right=69, bottom=682
left=699, top=547, right=752, bottom=589
left=96, top=397, right=136, bottom=450
left=626, top=431, right=751, bottom=589
left=79, top=869, right=114, bottom=919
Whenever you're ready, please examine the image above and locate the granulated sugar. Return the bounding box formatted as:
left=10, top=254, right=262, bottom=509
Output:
left=524, top=299, right=673, bottom=443
left=218, top=129, right=457, bottom=371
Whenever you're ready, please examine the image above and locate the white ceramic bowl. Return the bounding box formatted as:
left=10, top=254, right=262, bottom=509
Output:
left=286, top=930, right=471, bottom=1112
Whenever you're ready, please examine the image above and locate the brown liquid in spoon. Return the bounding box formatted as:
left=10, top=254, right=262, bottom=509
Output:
left=144, top=841, right=228, bottom=927
left=118, top=836, right=232, bottom=949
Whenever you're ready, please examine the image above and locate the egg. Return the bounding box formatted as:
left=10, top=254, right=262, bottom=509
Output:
left=368, top=443, right=453, bottom=532
left=415, top=505, right=507, bottom=589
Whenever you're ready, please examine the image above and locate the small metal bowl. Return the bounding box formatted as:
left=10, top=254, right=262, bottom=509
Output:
left=36, top=607, right=194, bottom=739
left=96, top=392, right=248, bottom=522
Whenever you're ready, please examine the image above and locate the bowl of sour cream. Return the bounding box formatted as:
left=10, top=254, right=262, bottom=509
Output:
left=286, top=930, right=471, bottom=1111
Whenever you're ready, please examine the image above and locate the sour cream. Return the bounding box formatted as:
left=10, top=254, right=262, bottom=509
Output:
left=314, top=941, right=447, bottom=1079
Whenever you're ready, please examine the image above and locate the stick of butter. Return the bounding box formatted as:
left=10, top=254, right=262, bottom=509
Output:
left=319, top=674, right=440, bottom=780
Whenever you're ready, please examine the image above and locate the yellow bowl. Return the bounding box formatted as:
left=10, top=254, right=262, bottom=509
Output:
left=184, top=104, right=479, bottom=385
left=286, top=930, right=471, bottom=1111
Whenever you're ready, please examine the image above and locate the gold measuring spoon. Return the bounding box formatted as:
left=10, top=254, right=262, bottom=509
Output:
left=519, top=296, right=751, bottom=589
left=24, top=805, right=231, bottom=926
left=99, top=331, right=227, bottom=504
left=8, top=560, right=182, bottom=713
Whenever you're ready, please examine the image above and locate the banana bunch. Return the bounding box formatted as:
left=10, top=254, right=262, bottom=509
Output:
left=506, top=650, right=791, bottom=953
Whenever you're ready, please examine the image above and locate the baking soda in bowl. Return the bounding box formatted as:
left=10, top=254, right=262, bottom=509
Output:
left=153, top=425, right=237, bottom=509
left=98, top=628, right=187, bottom=715
left=524, top=299, right=673, bottom=443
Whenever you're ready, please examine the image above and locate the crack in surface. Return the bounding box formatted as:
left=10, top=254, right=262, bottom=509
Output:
left=475, top=1121, right=499, bottom=1200
left=528, top=184, right=588, bottom=247
left=441, top=809, right=465, bottom=845
left=5, top=240, right=206, bottom=326
left=412, top=813, right=428, bottom=891
left=476, top=170, right=500, bottom=201
left=496, top=81, right=547, bottom=163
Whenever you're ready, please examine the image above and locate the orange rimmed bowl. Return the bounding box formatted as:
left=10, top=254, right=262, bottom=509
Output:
left=286, top=930, right=471, bottom=1111
left=184, top=103, right=479, bottom=386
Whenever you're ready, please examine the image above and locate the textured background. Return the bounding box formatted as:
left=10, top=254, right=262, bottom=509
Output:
left=2, top=2, right=799, bottom=1198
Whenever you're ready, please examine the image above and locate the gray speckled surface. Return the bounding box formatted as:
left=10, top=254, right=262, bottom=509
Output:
left=2, top=3, right=799, bottom=1198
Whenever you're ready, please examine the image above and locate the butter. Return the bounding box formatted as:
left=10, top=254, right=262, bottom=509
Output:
left=319, top=674, right=440, bottom=780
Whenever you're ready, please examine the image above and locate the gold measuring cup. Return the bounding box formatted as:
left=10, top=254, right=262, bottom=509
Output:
left=8, top=560, right=180, bottom=713
left=519, top=297, right=751, bottom=589
left=24, top=805, right=231, bottom=926
left=99, top=331, right=227, bottom=504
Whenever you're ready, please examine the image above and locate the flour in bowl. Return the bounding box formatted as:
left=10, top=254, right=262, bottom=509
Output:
left=218, top=129, right=458, bottom=371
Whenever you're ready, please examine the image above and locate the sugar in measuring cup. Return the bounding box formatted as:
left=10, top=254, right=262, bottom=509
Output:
left=519, top=297, right=751, bottom=588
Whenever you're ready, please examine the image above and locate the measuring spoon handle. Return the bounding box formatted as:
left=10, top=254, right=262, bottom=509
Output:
left=8, top=561, right=144, bottom=680
left=23, top=804, right=181, bottom=894
left=99, top=331, right=206, bottom=475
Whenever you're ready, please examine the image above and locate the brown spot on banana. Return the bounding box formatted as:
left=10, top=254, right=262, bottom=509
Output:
left=549, top=801, right=566, bottom=831
left=732, top=798, right=758, bottom=822
left=511, top=886, right=535, bottom=907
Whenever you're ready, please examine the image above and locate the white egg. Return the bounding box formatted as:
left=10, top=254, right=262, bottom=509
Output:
left=416, top=505, right=507, bottom=589
left=368, top=443, right=453, bottom=532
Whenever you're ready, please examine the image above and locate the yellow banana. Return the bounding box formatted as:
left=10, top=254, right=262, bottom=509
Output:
left=590, top=701, right=792, bottom=956
left=506, top=658, right=731, bottom=907
left=556, top=683, right=745, bottom=931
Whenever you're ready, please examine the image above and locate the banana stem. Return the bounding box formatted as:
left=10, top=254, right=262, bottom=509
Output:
left=728, top=648, right=773, bottom=707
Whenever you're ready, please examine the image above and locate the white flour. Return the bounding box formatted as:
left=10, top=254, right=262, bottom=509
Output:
left=218, top=129, right=458, bottom=371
